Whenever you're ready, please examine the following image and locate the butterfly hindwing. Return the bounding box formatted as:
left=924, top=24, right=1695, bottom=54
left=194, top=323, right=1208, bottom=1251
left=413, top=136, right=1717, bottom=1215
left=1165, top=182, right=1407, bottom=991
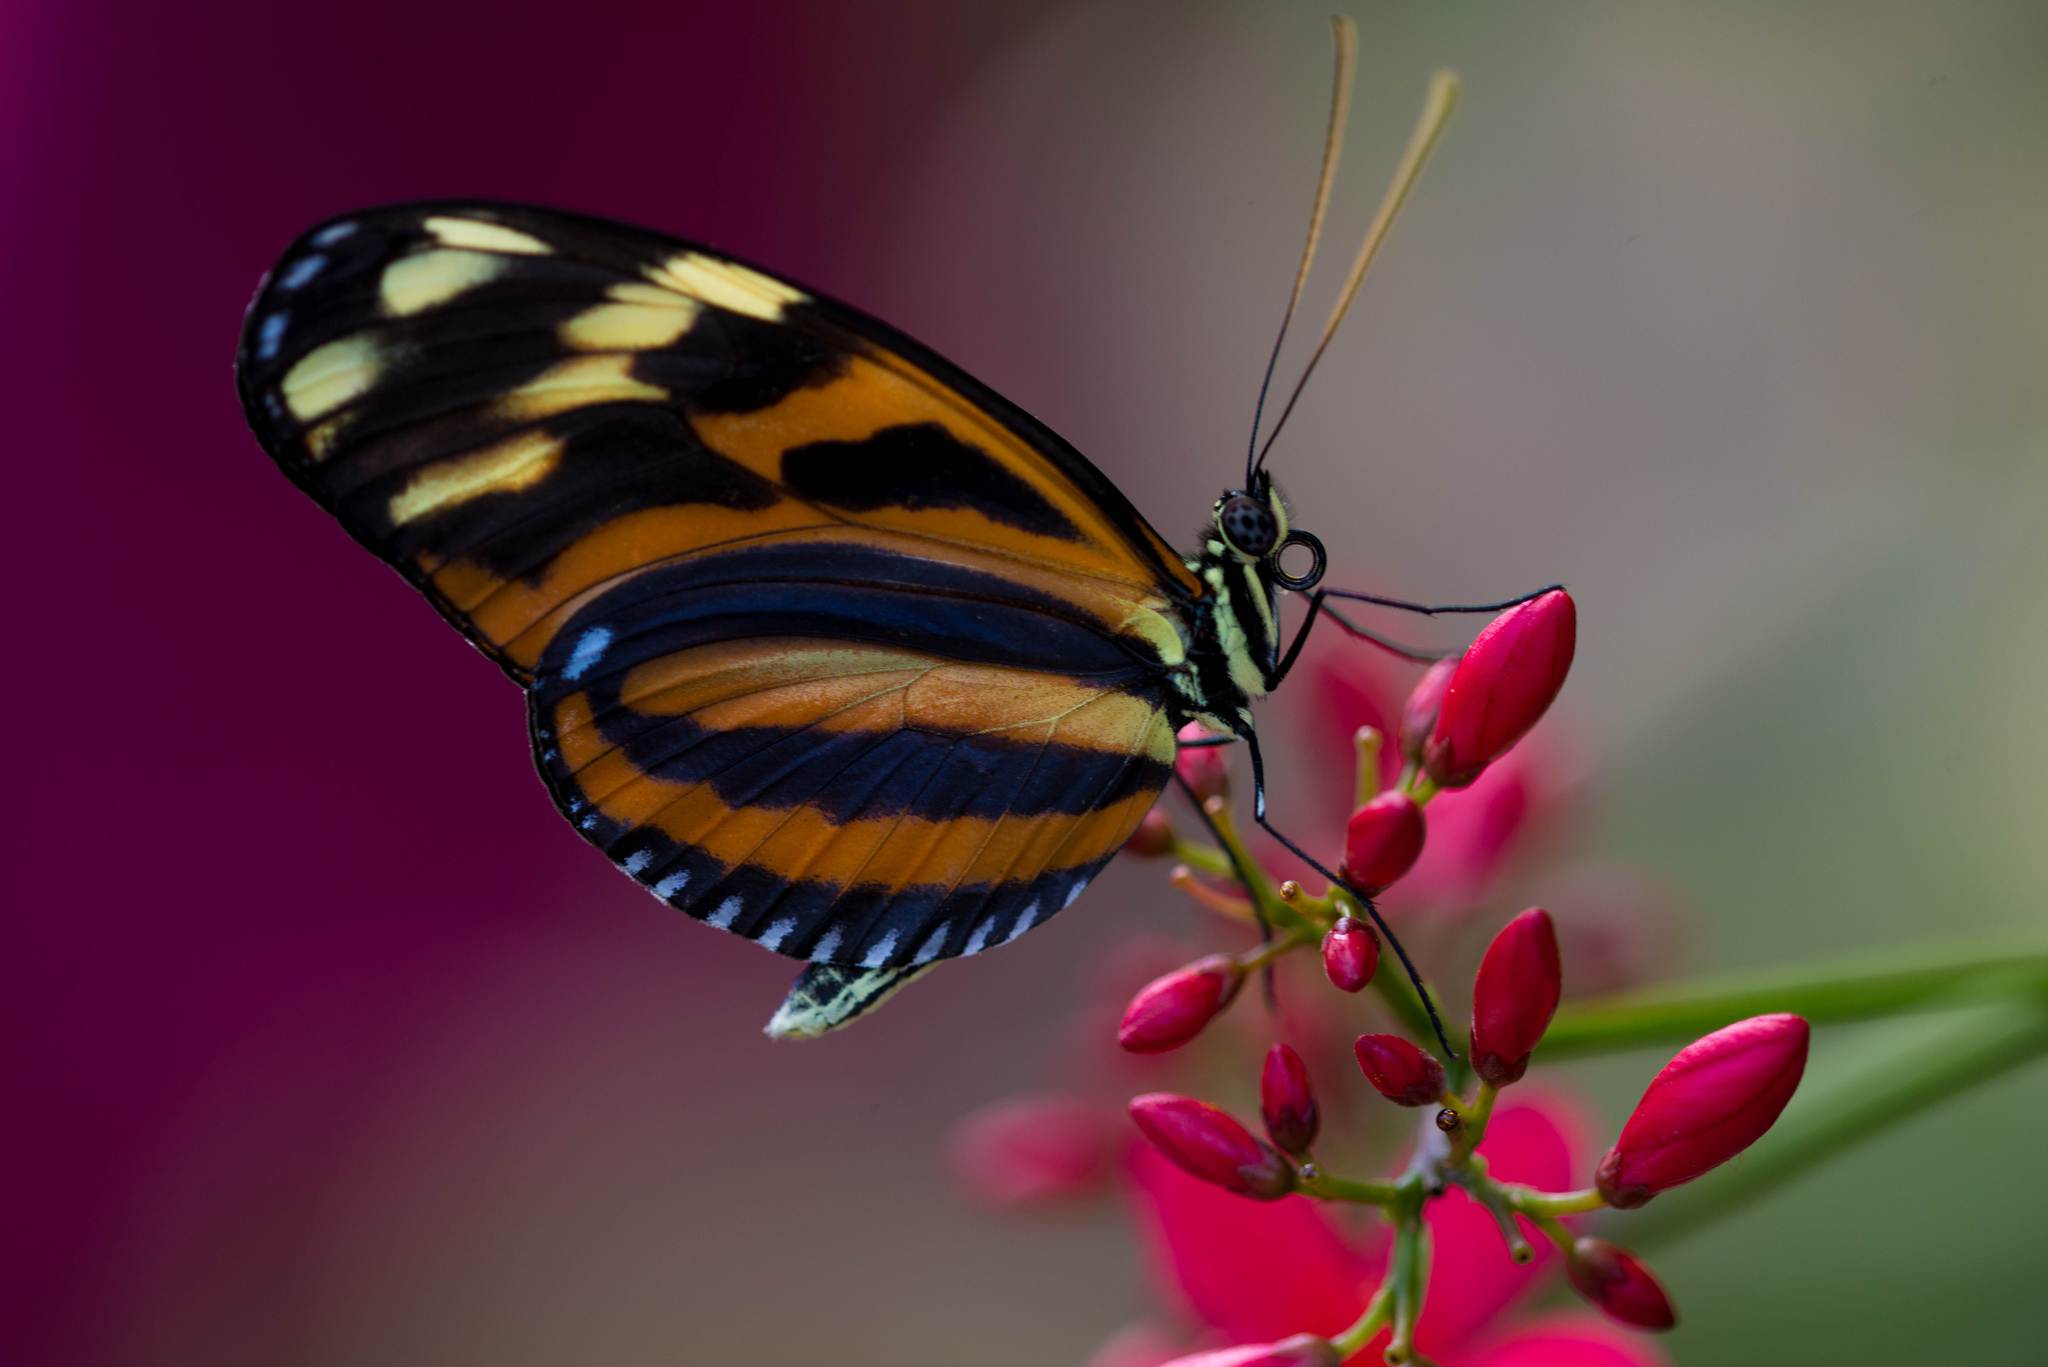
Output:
left=237, top=201, right=1198, bottom=968
left=537, top=634, right=1175, bottom=967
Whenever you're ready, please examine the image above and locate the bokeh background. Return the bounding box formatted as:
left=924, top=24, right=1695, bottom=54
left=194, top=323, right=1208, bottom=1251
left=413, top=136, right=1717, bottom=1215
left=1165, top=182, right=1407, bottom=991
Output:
left=6, top=1, right=2048, bottom=1363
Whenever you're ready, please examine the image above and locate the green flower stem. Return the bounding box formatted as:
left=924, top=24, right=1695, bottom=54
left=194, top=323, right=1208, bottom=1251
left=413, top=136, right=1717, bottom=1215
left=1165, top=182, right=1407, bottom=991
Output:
left=1504, top=1185, right=1606, bottom=1217
left=1385, top=1218, right=1431, bottom=1365
left=1462, top=1171, right=1533, bottom=1265
left=1202, top=797, right=1319, bottom=937
left=1355, top=727, right=1384, bottom=806
left=1539, top=936, right=2048, bottom=1059
left=1299, top=1168, right=1400, bottom=1206
left=1620, top=984, right=2048, bottom=1250
left=1330, top=1284, right=1394, bottom=1359
left=1519, top=1207, right=1579, bottom=1256
left=1445, top=1083, right=1496, bottom=1161
left=1167, top=836, right=1236, bottom=880
left=1239, top=931, right=1314, bottom=973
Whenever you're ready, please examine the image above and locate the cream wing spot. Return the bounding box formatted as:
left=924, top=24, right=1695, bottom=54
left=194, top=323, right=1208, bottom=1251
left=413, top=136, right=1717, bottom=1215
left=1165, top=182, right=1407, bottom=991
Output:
left=281, top=334, right=382, bottom=422
left=380, top=248, right=511, bottom=316
left=561, top=282, right=702, bottom=351
left=647, top=251, right=807, bottom=321
left=496, top=353, right=666, bottom=421
left=387, top=429, right=563, bottom=526
left=422, top=216, right=552, bottom=255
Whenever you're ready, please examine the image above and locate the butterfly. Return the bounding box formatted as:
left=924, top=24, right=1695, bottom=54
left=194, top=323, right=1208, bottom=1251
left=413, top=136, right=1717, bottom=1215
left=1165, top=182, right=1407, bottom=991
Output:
left=234, top=34, right=1500, bottom=1042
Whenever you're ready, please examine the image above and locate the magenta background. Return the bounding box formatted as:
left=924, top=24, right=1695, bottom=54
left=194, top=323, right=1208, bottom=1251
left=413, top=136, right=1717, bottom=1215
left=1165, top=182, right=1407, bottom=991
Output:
left=0, top=4, right=1066, bottom=1360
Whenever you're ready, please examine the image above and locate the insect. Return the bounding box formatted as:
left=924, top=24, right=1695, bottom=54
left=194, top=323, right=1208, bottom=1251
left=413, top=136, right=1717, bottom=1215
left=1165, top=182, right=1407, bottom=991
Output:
left=235, top=24, right=1532, bottom=1043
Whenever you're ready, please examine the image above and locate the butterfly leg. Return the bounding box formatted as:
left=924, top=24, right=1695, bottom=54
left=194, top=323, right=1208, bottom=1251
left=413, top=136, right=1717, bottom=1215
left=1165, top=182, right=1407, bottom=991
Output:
left=1267, top=582, right=1562, bottom=689
left=1239, top=728, right=1460, bottom=1061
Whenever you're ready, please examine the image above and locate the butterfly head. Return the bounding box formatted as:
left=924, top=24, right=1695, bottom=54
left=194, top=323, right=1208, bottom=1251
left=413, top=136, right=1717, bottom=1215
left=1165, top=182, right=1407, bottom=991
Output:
left=1212, top=475, right=1326, bottom=592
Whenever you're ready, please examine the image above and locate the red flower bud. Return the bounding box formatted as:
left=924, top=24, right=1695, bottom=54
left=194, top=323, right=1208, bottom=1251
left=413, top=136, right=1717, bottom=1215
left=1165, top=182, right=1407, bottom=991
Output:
left=1399, top=656, right=1459, bottom=765
left=1596, top=1013, right=1809, bottom=1208
left=1321, top=916, right=1380, bottom=992
left=1118, top=955, right=1246, bottom=1054
left=1158, top=1334, right=1341, bottom=1367
left=1353, top=1033, right=1447, bottom=1107
left=1128, top=1093, right=1296, bottom=1200
left=1338, top=790, right=1426, bottom=894
left=1566, top=1238, right=1678, bottom=1330
left=1259, top=1043, right=1320, bottom=1156
left=1468, top=907, right=1562, bottom=1089
left=948, top=1096, right=1114, bottom=1207
left=1124, top=806, right=1175, bottom=858
left=1424, top=589, right=1576, bottom=790
left=1176, top=722, right=1230, bottom=801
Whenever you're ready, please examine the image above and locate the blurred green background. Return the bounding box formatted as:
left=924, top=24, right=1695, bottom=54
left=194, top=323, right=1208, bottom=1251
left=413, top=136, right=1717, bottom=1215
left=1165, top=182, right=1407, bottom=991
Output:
left=26, top=2, right=2046, bottom=1363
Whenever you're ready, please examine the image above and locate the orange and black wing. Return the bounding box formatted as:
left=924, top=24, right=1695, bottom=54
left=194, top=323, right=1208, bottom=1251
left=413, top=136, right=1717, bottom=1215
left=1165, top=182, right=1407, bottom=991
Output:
left=236, top=201, right=1199, bottom=967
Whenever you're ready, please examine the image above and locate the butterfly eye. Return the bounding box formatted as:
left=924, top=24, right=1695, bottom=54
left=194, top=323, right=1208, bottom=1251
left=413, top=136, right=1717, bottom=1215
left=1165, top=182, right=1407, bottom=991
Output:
left=1217, top=495, right=1279, bottom=559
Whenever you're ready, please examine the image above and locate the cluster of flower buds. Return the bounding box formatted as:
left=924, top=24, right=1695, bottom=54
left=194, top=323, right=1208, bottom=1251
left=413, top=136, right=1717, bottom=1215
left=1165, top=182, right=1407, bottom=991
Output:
left=1126, top=902, right=1810, bottom=1338
left=1114, top=591, right=1581, bottom=1059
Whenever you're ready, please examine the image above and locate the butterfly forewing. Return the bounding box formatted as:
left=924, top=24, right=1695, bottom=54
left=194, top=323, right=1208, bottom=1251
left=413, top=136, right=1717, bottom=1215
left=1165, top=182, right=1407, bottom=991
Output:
left=237, top=201, right=1197, bottom=967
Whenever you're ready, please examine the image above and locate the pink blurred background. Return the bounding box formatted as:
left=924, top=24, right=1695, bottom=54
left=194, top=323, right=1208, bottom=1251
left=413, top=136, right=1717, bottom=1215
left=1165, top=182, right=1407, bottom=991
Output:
left=7, top=3, right=2048, bottom=1364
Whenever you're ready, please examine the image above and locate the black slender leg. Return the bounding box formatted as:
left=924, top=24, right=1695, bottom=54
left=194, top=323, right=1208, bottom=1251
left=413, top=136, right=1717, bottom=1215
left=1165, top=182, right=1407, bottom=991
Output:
left=1240, top=729, right=1460, bottom=1061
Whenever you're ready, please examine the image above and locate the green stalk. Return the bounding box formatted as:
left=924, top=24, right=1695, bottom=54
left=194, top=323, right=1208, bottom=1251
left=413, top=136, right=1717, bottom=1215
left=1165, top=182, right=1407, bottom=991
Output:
left=1539, top=936, right=2048, bottom=1059
left=1620, top=985, right=2048, bottom=1250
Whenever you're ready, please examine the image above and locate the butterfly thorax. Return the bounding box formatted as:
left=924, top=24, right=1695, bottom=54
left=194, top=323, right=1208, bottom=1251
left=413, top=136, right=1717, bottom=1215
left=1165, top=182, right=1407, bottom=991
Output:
left=1172, top=477, right=1319, bottom=739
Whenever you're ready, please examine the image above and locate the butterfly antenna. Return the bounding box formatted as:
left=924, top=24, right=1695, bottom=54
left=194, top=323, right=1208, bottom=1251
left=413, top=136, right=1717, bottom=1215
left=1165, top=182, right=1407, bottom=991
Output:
left=1244, top=16, right=1357, bottom=488
left=1253, top=67, right=1461, bottom=478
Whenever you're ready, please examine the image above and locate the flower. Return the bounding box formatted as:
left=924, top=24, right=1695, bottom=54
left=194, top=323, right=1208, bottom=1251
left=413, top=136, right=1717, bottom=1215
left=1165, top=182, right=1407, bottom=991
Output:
left=1596, top=1013, right=1809, bottom=1208
left=1120, top=956, right=1247, bottom=1054
left=1565, top=1238, right=1677, bottom=1330
left=1425, top=590, right=1577, bottom=790
left=1260, top=1044, right=1321, bottom=1156
left=1129, top=1093, right=1296, bottom=1200
left=1320, top=918, right=1379, bottom=993
left=1117, top=1093, right=1672, bottom=1367
left=1338, top=791, right=1426, bottom=894
left=1468, top=908, right=1562, bottom=1089
left=948, top=1095, right=1118, bottom=1207
left=1353, top=1034, right=1447, bottom=1108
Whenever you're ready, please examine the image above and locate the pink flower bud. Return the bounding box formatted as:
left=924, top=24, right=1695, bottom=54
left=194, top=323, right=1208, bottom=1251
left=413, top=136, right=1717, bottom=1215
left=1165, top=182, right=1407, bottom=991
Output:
left=1158, top=1334, right=1341, bottom=1367
left=1259, top=1043, right=1320, bottom=1156
left=1128, top=1093, right=1296, bottom=1200
left=1118, top=955, right=1246, bottom=1054
left=1596, top=1013, right=1810, bottom=1208
left=1338, top=790, right=1426, bottom=894
left=1468, top=907, right=1562, bottom=1089
left=1566, top=1237, right=1678, bottom=1330
left=1399, top=655, right=1459, bottom=765
left=948, top=1096, right=1114, bottom=1207
left=1424, top=589, right=1576, bottom=790
left=1353, top=1033, right=1447, bottom=1107
left=1124, top=806, right=1175, bottom=858
left=1176, top=723, right=1230, bottom=801
left=1321, top=916, right=1380, bottom=992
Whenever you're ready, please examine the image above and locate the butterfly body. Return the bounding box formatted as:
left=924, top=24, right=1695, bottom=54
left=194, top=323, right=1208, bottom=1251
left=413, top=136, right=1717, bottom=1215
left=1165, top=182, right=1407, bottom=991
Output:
left=238, top=201, right=1304, bottom=1012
